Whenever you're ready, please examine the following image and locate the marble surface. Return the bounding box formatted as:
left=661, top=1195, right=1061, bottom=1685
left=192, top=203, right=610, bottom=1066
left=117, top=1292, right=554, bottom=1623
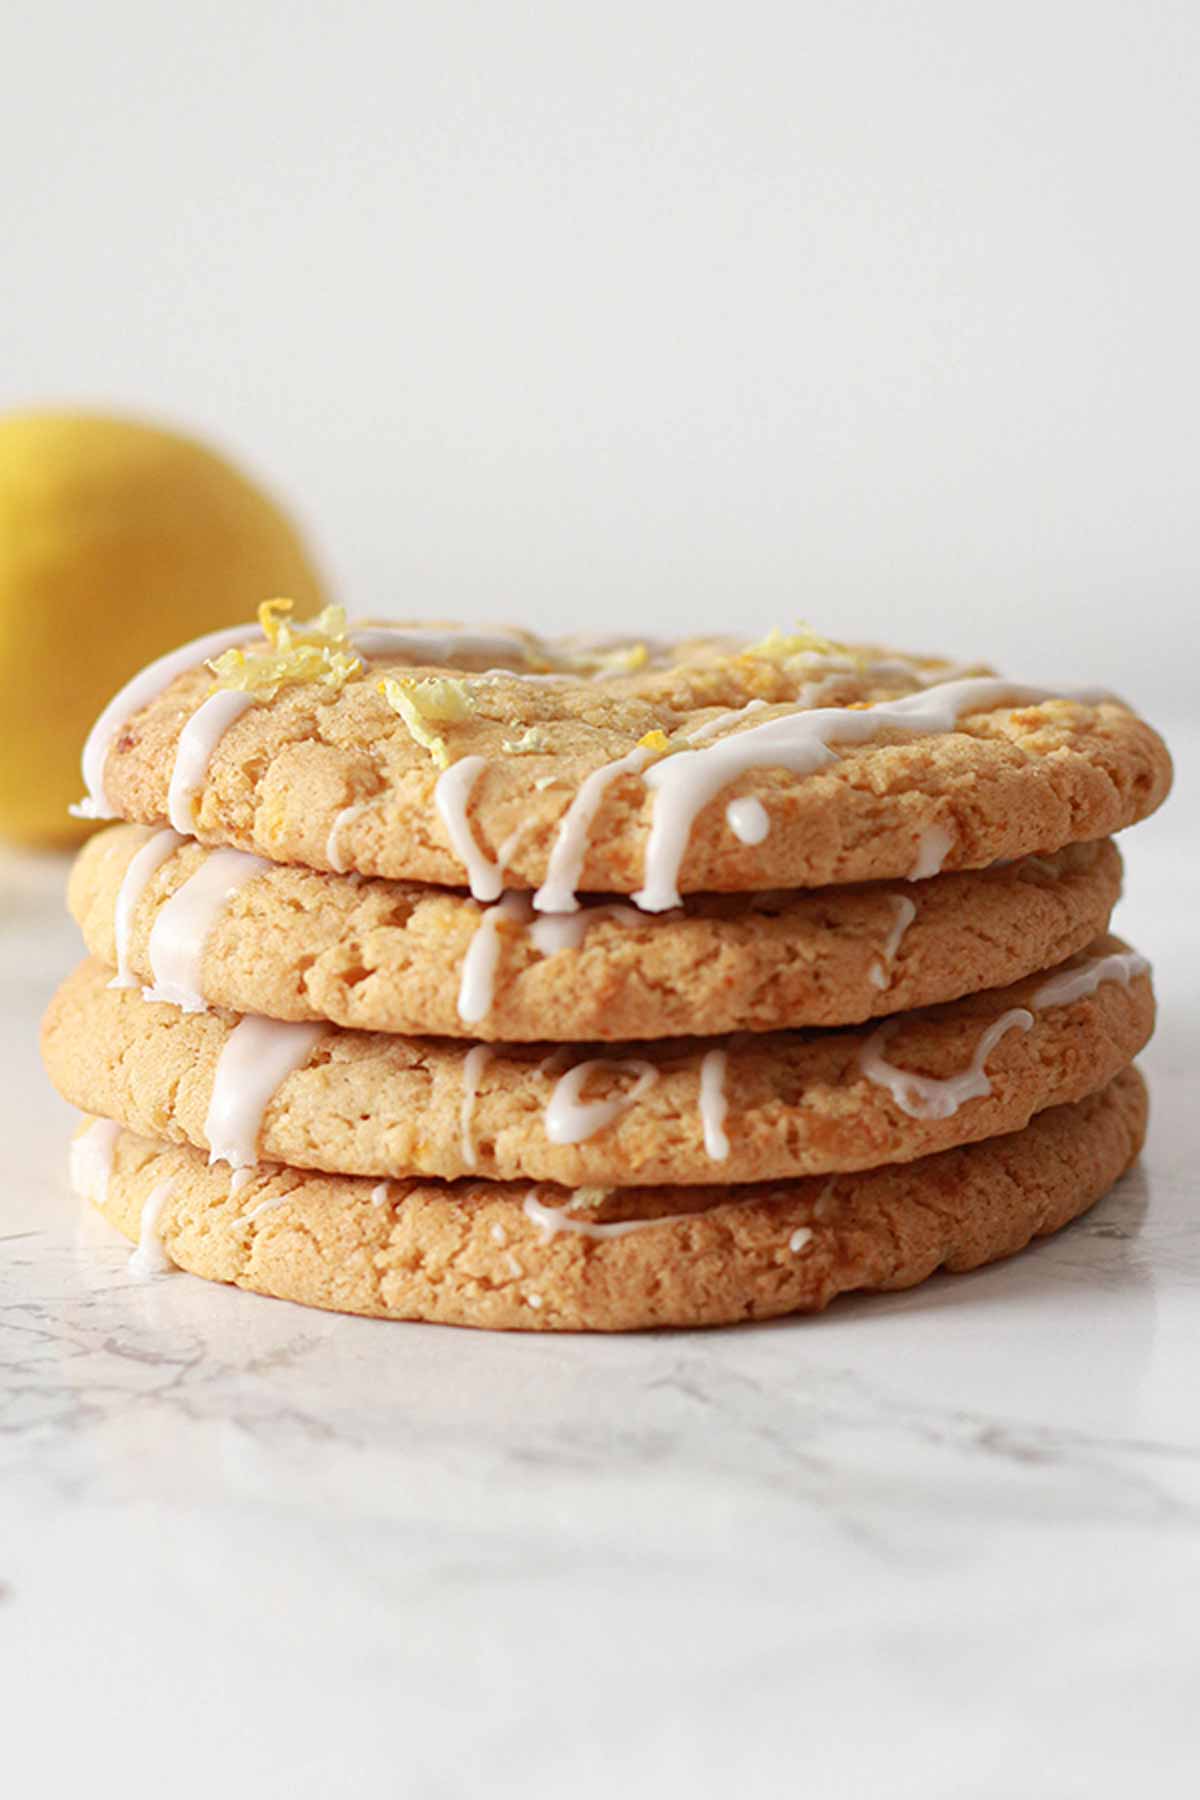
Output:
left=3, top=726, right=1197, bottom=1799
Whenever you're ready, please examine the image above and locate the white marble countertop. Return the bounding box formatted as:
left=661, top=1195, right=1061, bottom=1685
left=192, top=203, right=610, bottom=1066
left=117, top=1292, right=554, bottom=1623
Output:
left=3, top=724, right=1197, bottom=1798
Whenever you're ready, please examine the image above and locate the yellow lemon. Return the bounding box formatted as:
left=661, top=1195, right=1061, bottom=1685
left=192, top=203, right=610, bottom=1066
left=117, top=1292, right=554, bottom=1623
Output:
left=0, top=411, right=327, bottom=846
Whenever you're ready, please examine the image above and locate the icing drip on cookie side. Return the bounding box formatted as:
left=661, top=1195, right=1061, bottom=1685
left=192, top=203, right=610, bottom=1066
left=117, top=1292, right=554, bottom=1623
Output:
left=858, top=943, right=1148, bottom=1123
left=325, top=801, right=370, bottom=873
left=240, top=1190, right=293, bottom=1224
left=523, top=1190, right=706, bottom=1242
left=204, top=1018, right=326, bottom=1169
left=685, top=698, right=769, bottom=746
left=1032, top=949, right=1149, bottom=1009
left=457, top=893, right=533, bottom=1023
left=869, top=895, right=918, bottom=990
left=527, top=901, right=643, bottom=956
left=109, top=827, right=186, bottom=988
left=459, top=1045, right=494, bottom=1168
left=370, top=1181, right=392, bottom=1208
left=859, top=1009, right=1035, bottom=1120
left=166, top=690, right=258, bottom=833
left=76, top=623, right=262, bottom=819
left=128, top=1178, right=177, bottom=1279
left=143, top=847, right=272, bottom=1012
left=434, top=756, right=503, bottom=901
left=725, top=797, right=770, bottom=845
left=909, top=824, right=955, bottom=881
left=544, top=1059, right=659, bottom=1144
left=632, top=678, right=1105, bottom=913
left=69, top=1117, right=122, bottom=1205
left=533, top=745, right=655, bottom=915
left=699, top=1049, right=730, bottom=1161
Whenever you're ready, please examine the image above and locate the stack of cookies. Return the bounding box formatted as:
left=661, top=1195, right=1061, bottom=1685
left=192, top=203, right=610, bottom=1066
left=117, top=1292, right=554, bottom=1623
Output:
left=42, top=609, right=1171, bottom=1330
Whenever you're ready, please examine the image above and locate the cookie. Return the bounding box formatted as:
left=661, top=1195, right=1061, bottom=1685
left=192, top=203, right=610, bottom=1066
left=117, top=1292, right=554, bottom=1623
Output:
left=70, top=1067, right=1148, bottom=1330
left=69, top=825, right=1123, bottom=1039
left=80, top=617, right=1171, bottom=898
left=42, top=938, right=1153, bottom=1187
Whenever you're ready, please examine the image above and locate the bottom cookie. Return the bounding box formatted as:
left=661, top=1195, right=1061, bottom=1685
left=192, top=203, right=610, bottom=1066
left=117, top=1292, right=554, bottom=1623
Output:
left=71, top=1068, right=1147, bottom=1332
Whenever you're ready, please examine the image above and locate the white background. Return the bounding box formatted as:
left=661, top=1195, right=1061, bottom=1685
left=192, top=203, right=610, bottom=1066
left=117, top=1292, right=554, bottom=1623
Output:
left=3, top=0, right=1197, bottom=707
left=4, top=11, right=1199, bottom=1792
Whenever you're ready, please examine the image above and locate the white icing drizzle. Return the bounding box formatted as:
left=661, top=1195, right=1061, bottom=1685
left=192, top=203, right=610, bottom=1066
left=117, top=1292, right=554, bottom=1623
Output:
left=909, top=823, right=955, bottom=881
left=859, top=656, right=978, bottom=688
left=495, top=819, right=534, bottom=873
left=69, top=1117, right=122, bottom=1205
left=490, top=1222, right=508, bottom=1247
left=544, top=1059, right=659, bottom=1145
left=869, top=895, right=918, bottom=990
left=76, top=621, right=542, bottom=824
left=725, top=795, right=770, bottom=845
left=228, top=1166, right=257, bottom=1197
left=480, top=668, right=574, bottom=686
left=685, top=697, right=769, bottom=746
left=108, top=828, right=186, bottom=989
left=370, top=1181, right=392, bottom=1209
left=240, top=1191, right=291, bottom=1224
left=326, top=801, right=369, bottom=873
left=457, top=893, right=532, bottom=1023
left=859, top=944, right=1146, bottom=1123
left=76, top=623, right=262, bottom=819
left=143, top=846, right=271, bottom=1012
left=859, top=1008, right=1034, bottom=1121
left=456, top=874, right=646, bottom=1024
left=1031, top=949, right=1149, bottom=1010
left=533, top=744, right=654, bottom=914
left=527, top=901, right=642, bottom=956
left=699, top=1049, right=730, bottom=1161
left=523, top=1190, right=700, bottom=1242
left=166, top=689, right=257, bottom=833
left=434, top=755, right=503, bottom=901
left=351, top=626, right=536, bottom=665
left=128, top=1179, right=177, bottom=1279
left=459, top=1045, right=494, bottom=1168
left=527, top=1293, right=544, bottom=1310
left=789, top=1227, right=814, bottom=1253
left=203, top=1018, right=326, bottom=1169
left=632, top=678, right=1103, bottom=913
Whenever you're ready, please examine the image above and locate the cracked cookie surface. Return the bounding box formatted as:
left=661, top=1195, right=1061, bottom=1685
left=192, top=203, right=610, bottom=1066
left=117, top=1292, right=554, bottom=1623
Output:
left=73, top=1068, right=1148, bottom=1330
left=70, top=827, right=1123, bottom=1039
left=90, top=627, right=1172, bottom=894
left=42, top=938, right=1153, bottom=1187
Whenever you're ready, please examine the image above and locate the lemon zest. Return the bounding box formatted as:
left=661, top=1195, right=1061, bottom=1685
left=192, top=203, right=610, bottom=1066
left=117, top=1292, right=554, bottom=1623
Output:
left=636, top=729, right=671, bottom=754
left=208, top=598, right=362, bottom=700
left=378, top=675, right=476, bottom=769
left=741, top=624, right=851, bottom=665
left=501, top=726, right=550, bottom=755
left=593, top=642, right=648, bottom=674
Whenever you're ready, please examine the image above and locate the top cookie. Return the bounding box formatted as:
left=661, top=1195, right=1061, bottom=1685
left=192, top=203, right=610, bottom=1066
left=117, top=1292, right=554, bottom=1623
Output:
left=78, top=611, right=1171, bottom=901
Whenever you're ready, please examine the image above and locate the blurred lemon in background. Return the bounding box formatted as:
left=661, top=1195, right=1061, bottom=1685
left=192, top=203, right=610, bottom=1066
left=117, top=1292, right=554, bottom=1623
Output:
left=0, top=411, right=326, bottom=846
